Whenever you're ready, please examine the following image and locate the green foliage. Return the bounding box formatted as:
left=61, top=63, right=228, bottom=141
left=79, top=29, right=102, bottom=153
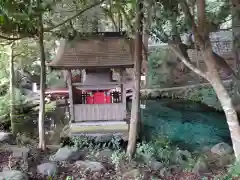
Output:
left=65, top=176, right=73, bottom=180
left=45, top=101, right=57, bottom=112
left=71, top=136, right=91, bottom=149
left=33, top=101, right=57, bottom=113
left=221, top=161, right=240, bottom=180
left=46, top=71, right=65, bottom=88
left=151, top=137, right=173, bottom=164
left=150, top=0, right=231, bottom=42
left=148, top=47, right=176, bottom=88
left=71, top=135, right=123, bottom=151
left=111, top=150, right=125, bottom=170
left=0, top=88, right=28, bottom=120
left=135, top=136, right=197, bottom=171
left=0, top=0, right=54, bottom=37
left=109, top=135, right=122, bottom=150
left=136, top=141, right=155, bottom=162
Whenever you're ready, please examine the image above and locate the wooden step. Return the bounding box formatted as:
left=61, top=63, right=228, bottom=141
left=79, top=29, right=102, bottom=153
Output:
left=70, top=121, right=128, bottom=134
left=73, top=120, right=127, bottom=126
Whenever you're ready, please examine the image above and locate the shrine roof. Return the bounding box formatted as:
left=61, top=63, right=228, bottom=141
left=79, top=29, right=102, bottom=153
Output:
left=48, top=32, right=134, bottom=69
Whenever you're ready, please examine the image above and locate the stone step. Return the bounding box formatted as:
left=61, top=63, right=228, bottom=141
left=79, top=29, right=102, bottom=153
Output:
left=70, top=122, right=128, bottom=134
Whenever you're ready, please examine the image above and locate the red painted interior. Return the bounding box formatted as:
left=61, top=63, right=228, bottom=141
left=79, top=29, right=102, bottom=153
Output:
left=86, top=90, right=111, bottom=104
left=46, top=87, right=113, bottom=104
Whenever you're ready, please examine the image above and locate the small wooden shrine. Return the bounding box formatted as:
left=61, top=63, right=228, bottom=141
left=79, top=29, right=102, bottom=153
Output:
left=48, top=32, right=134, bottom=137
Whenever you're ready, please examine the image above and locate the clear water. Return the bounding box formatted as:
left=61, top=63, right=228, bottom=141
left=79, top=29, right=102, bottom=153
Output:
left=15, top=98, right=231, bottom=150
left=138, top=99, right=231, bottom=151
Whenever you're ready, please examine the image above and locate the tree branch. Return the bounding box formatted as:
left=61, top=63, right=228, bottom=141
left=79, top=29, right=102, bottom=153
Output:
left=179, top=0, right=206, bottom=48
left=44, top=0, right=106, bottom=32
left=102, top=7, right=118, bottom=31
left=169, top=45, right=208, bottom=80
left=0, top=35, right=25, bottom=41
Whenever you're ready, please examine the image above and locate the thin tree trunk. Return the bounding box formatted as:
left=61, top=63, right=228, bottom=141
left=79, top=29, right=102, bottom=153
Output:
left=175, top=0, right=240, bottom=160
left=127, top=0, right=143, bottom=158
left=204, top=48, right=240, bottom=161
left=9, top=43, right=16, bottom=135
left=198, top=0, right=240, bottom=160
left=232, top=0, right=240, bottom=100
left=143, top=14, right=149, bottom=88
left=66, top=70, right=75, bottom=123
left=172, top=43, right=240, bottom=161
left=38, top=0, right=46, bottom=150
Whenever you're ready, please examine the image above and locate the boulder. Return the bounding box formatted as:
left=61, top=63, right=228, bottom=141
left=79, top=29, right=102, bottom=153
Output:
left=149, top=160, right=163, bottom=171
left=211, top=142, right=233, bottom=156
left=159, top=167, right=171, bottom=177
left=218, top=154, right=233, bottom=167
left=11, top=147, right=29, bottom=160
left=37, top=162, right=58, bottom=176
left=0, top=170, right=28, bottom=180
left=192, top=157, right=209, bottom=175
left=0, top=132, right=14, bottom=143
left=95, top=149, right=113, bottom=160
left=174, top=149, right=192, bottom=165
left=123, top=169, right=141, bottom=179
left=75, top=160, right=104, bottom=172
left=50, top=146, right=81, bottom=161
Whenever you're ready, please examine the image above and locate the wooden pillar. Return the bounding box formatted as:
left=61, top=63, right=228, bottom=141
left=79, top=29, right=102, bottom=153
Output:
left=120, top=68, right=126, bottom=104
left=66, top=70, right=75, bottom=123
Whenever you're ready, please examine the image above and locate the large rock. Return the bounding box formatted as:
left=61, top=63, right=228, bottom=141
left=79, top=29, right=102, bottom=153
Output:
left=192, top=157, right=209, bottom=175
left=218, top=154, right=233, bottom=167
left=174, top=149, right=192, bottom=165
left=11, top=147, right=29, bottom=160
left=211, top=142, right=233, bottom=156
left=0, top=170, right=28, bottom=180
left=0, top=132, right=14, bottom=143
left=123, top=169, right=143, bottom=179
left=149, top=160, right=163, bottom=171
left=50, top=147, right=81, bottom=161
left=95, top=149, right=113, bottom=160
left=75, top=160, right=104, bottom=172
left=37, top=163, right=57, bottom=176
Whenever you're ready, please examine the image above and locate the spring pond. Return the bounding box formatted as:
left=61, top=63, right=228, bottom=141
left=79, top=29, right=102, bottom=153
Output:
left=138, top=99, right=231, bottom=151
left=10, top=98, right=231, bottom=152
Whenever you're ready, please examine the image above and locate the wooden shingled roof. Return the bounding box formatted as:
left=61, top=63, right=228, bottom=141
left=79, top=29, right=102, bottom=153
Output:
left=49, top=32, right=134, bottom=69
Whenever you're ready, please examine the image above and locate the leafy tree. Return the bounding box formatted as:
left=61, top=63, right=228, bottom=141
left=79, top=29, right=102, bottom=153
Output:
left=126, top=0, right=144, bottom=158
left=167, top=0, right=240, bottom=161
left=0, top=0, right=107, bottom=149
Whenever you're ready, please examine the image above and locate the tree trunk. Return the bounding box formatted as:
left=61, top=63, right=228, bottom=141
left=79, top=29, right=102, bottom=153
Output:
left=198, top=0, right=240, bottom=160
left=143, top=29, right=148, bottom=88
left=127, top=0, right=143, bottom=158
left=9, top=43, right=16, bottom=135
left=175, top=0, right=240, bottom=160
left=203, top=48, right=240, bottom=161
left=232, top=0, right=240, bottom=103
left=143, top=1, right=150, bottom=88
left=211, top=77, right=240, bottom=160
left=38, top=1, right=46, bottom=150
left=66, top=70, right=75, bottom=123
